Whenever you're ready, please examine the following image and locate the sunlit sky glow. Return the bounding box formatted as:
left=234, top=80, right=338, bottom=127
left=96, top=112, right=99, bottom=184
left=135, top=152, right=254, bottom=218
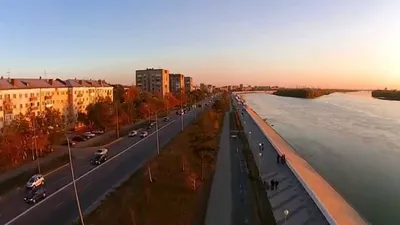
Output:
left=0, top=0, right=400, bottom=89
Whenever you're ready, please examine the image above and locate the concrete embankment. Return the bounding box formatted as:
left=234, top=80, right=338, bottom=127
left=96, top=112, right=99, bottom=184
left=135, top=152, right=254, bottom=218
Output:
left=240, top=99, right=368, bottom=225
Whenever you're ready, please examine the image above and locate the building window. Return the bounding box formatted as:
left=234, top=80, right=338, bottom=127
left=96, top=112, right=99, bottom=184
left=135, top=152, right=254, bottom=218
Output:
left=26, top=103, right=29, bottom=108
left=0, top=95, right=2, bottom=99
left=19, top=94, right=22, bottom=98
left=25, top=93, right=28, bottom=97
left=36, top=93, right=39, bottom=96
left=0, top=106, right=2, bottom=110
left=57, top=91, right=59, bottom=95
left=31, top=103, right=34, bottom=107
left=13, top=94, right=16, bottom=98
left=37, top=102, right=39, bottom=106
left=13, top=105, right=16, bottom=109
left=61, top=100, right=64, bottom=103
left=20, top=104, right=23, bottom=108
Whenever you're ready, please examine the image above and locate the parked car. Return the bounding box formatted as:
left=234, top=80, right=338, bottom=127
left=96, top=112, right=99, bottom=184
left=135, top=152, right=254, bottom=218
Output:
left=24, top=187, right=46, bottom=204
left=72, top=136, right=87, bottom=142
left=140, top=131, right=148, bottom=138
left=26, top=174, right=45, bottom=189
left=147, top=122, right=156, bottom=129
left=91, top=129, right=105, bottom=134
left=163, top=117, right=170, bottom=122
left=62, top=140, right=76, bottom=146
left=128, top=130, right=138, bottom=137
left=90, top=148, right=108, bottom=165
left=83, top=132, right=96, bottom=138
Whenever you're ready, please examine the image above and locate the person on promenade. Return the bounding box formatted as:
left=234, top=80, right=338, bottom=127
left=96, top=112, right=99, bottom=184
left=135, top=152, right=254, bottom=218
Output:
left=276, top=154, right=280, bottom=164
left=275, top=180, right=280, bottom=190
left=281, top=154, right=286, bottom=164
left=270, top=179, right=275, bottom=190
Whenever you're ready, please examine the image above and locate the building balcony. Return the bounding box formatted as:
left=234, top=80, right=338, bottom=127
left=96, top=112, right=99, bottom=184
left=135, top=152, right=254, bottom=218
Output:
left=77, top=101, right=84, bottom=105
left=44, top=95, right=52, bottom=100
left=77, top=93, right=83, bottom=97
left=29, top=96, right=38, bottom=101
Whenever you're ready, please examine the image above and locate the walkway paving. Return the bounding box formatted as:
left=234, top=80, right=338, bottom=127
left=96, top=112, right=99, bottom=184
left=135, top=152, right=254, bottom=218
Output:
left=233, top=99, right=330, bottom=225
left=204, top=112, right=232, bottom=225
left=234, top=97, right=369, bottom=225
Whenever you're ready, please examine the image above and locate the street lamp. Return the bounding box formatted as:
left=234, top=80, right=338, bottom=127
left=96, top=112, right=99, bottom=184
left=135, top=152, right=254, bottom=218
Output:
left=284, top=209, right=289, bottom=225
left=65, top=134, right=85, bottom=225
left=155, top=111, right=160, bottom=155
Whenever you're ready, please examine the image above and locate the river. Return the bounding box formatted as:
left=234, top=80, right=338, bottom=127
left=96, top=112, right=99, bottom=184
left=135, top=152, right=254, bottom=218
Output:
left=242, top=91, right=400, bottom=225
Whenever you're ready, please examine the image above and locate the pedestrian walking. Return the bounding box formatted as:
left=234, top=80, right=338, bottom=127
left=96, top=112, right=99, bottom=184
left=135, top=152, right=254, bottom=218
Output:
left=281, top=154, right=286, bottom=164
left=270, top=179, right=275, bottom=191
left=275, top=180, right=279, bottom=190
left=276, top=154, right=280, bottom=164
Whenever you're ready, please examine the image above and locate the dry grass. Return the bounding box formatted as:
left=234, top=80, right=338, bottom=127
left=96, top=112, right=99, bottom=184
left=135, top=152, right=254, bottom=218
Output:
left=85, top=97, right=228, bottom=225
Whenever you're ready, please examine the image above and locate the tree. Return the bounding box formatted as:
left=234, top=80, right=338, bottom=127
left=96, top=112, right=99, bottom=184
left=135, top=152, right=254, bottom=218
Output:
left=124, top=86, right=140, bottom=123
left=86, top=97, right=115, bottom=130
left=77, top=112, right=89, bottom=126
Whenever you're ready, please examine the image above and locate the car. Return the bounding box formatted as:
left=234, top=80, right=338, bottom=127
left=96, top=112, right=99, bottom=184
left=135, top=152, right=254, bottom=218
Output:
left=163, top=117, right=170, bottom=122
left=83, top=132, right=96, bottom=138
left=24, top=187, right=46, bottom=204
left=26, top=174, right=45, bottom=189
left=197, top=104, right=202, bottom=107
left=140, top=131, right=148, bottom=138
left=91, top=129, right=105, bottom=134
left=128, top=130, right=138, bottom=137
left=90, top=148, right=108, bottom=165
left=72, top=136, right=87, bottom=142
left=62, top=140, right=76, bottom=146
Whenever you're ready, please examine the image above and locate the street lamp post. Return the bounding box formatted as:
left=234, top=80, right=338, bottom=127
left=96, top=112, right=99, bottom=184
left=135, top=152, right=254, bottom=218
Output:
left=65, top=134, right=85, bottom=225
left=156, top=111, right=160, bottom=155
left=284, top=209, right=289, bottom=225
left=180, top=90, right=184, bottom=131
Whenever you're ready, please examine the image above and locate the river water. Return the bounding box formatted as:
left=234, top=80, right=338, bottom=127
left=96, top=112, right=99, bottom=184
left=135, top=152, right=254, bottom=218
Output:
left=242, top=91, right=400, bottom=225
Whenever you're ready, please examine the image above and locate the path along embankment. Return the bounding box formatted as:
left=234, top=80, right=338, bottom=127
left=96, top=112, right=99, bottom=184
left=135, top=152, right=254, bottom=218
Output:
left=239, top=97, right=368, bottom=225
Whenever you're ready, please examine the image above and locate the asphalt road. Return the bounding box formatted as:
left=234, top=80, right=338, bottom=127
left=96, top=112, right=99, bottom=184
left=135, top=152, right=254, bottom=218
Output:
left=0, top=98, right=215, bottom=225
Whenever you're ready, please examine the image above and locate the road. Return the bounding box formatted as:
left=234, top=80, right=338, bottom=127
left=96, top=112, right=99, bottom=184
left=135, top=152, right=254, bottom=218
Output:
left=0, top=98, right=215, bottom=225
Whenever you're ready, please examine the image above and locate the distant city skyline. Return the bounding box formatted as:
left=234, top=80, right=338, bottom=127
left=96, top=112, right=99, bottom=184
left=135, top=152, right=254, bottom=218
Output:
left=1, top=0, right=400, bottom=89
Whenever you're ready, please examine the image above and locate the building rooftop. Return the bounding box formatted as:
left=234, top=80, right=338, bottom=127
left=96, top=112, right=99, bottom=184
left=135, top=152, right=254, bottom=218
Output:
left=0, top=77, right=112, bottom=90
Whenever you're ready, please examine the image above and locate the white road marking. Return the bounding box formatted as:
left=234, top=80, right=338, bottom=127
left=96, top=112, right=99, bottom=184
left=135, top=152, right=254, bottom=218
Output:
left=4, top=120, right=176, bottom=225
left=43, top=163, right=69, bottom=177
left=55, top=201, right=64, bottom=208
left=82, top=181, right=92, bottom=191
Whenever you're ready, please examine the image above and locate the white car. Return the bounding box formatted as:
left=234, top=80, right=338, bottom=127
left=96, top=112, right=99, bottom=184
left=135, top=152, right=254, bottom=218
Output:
left=128, top=130, right=138, bottom=137
left=140, top=131, right=148, bottom=138
left=26, top=174, right=45, bottom=189
left=95, top=148, right=108, bottom=155
left=83, top=132, right=96, bottom=138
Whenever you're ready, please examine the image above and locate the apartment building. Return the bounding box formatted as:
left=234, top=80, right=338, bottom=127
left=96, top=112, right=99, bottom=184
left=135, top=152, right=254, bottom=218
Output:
left=62, top=79, right=113, bottom=118
left=0, top=77, right=113, bottom=128
left=169, top=73, right=184, bottom=93
left=136, top=68, right=170, bottom=96
left=184, top=76, right=194, bottom=92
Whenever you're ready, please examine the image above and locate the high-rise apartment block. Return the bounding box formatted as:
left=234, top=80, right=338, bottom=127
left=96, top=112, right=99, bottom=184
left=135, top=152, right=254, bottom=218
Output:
left=169, top=74, right=184, bottom=93
left=136, top=68, right=170, bottom=96
left=0, top=77, right=113, bottom=128
left=184, top=76, right=194, bottom=92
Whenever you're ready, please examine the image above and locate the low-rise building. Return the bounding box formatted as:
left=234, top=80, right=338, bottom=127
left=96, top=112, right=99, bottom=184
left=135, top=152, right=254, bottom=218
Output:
left=0, top=77, right=113, bottom=128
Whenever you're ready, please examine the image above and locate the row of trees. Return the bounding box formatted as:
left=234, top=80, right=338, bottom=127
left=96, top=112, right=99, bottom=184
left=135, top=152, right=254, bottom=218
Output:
left=0, top=87, right=210, bottom=171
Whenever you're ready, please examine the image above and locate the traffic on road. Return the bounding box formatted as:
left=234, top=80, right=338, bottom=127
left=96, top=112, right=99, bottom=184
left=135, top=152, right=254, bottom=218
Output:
left=0, top=97, right=217, bottom=225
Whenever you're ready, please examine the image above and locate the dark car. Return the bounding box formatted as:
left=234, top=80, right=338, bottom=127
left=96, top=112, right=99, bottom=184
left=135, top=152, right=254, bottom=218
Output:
left=72, top=136, right=87, bottom=142
left=197, top=104, right=202, bottom=107
left=163, top=117, right=170, bottom=122
left=90, top=149, right=108, bottom=165
left=24, top=187, right=46, bottom=204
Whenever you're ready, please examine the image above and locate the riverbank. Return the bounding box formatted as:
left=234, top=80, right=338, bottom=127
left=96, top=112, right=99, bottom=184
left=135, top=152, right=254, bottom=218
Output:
left=272, top=88, right=357, bottom=99
left=371, top=89, right=400, bottom=101
left=239, top=100, right=368, bottom=224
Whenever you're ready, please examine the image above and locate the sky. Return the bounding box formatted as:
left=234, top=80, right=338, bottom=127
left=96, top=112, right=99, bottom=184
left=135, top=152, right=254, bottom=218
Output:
left=0, top=0, right=400, bottom=89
